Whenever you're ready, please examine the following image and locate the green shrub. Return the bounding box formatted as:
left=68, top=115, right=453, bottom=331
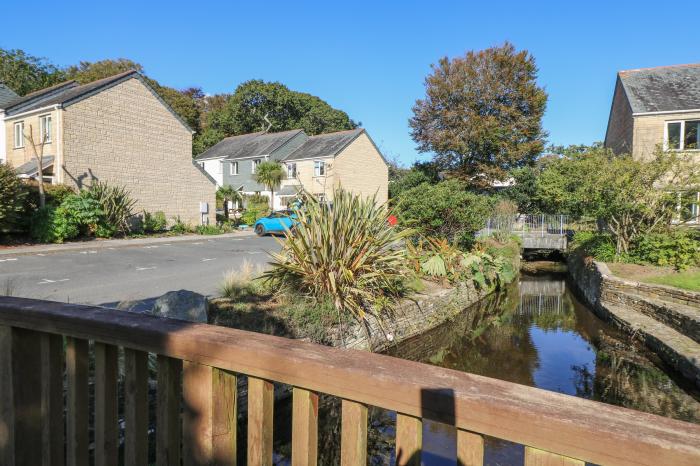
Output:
left=394, top=179, right=493, bottom=248
left=0, top=163, right=27, bottom=233
left=220, top=261, right=268, bottom=300
left=170, top=217, right=193, bottom=234
left=264, top=188, right=414, bottom=325
left=631, top=229, right=700, bottom=271
left=83, top=182, right=137, bottom=234
left=241, top=204, right=266, bottom=225
left=195, top=224, right=224, bottom=235
left=143, top=211, right=167, bottom=233
left=31, top=195, right=107, bottom=243
left=29, top=207, right=59, bottom=243
left=24, top=181, right=76, bottom=209
left=571, top=231, right=617, bottom=262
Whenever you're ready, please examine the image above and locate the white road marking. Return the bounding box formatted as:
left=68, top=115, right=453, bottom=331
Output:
left=247, top=251, right=262, bottom=255
left=36, top=253, right=46, bottom=256
left=143, top=245, right=159, bottom=249
left=80, top=250, right=97, bottom=254
left=163, top=243, right=172, bottom=246
left=201, top=258, right=216, bottom=262
left=0, top=258, right=18, bottom=262
left=136, top=266, right=157, bottom=271
left=192, top=242, right=204, bottom=245
left=108, top=247, right=116, bottom=250
left=38, top=278, right=70, bottom=285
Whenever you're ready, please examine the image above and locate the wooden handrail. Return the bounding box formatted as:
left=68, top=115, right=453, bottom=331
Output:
left=1, top=296, right=699, bottom=466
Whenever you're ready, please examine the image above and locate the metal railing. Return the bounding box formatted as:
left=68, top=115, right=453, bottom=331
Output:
left=482, top=214, right=569, bottom=237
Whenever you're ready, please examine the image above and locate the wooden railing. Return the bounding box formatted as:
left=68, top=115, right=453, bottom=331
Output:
left=1, top=296, right=699, bottom=466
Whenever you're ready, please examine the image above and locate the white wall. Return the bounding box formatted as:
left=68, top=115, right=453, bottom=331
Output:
left=200, top=159, right=223, bottom=186
left=0, top=111, right=6, bottom=164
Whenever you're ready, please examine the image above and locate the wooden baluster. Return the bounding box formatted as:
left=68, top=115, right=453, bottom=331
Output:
left=292, top=387, right=318, bottom=466
left=41, top=333, right=64, bottom=466
left=0, top=326, right=14, bottom=466
left=94, top=343, right=118, bottom=466
left=125, top=349, right=149, bottom=466
left=212, top=368, right=237, bottom=466
left=183, top=361, right=213, bottom=466
left=457, top=429, right=483, bottom=466
left=396, top=414, right=421, bottom=466
left=66, top=337, right=89, bottom=466
left=340, top=399, right=367, bottom=466
left=247, top=377, right=274, bottom=466
left=157, top=356, right=182, bottom=466
left=524, top=446, right=584, bottom=466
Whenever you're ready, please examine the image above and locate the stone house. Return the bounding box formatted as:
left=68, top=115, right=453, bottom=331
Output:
left=604, top=63, right=700, bottom=223
left=0, top=83, right=20, bottom=164
left=195, top=128, right=388, bottom=210
left=2, top=71, right=216, bottom=225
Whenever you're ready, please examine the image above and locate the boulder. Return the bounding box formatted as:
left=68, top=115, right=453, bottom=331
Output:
left=150, top=290, right=208, bottom=323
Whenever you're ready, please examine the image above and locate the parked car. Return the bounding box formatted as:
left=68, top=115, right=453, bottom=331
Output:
left=253, top=210, right=298, bottom=236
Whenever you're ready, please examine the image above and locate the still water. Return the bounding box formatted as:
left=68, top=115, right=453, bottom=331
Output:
left=272, top=273, right=700, bottom=465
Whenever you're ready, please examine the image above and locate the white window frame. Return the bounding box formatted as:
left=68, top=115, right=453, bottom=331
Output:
left=287, top=162, right=296, bottom=178
left=314, top=160, right=325, bottom=177
left=252, top=159, right=261, bottom=174
left=230, top=161, right=238, bottom=175
left=665, top=120, right=700, bottom=151
left=13, top=121, right=24, bottom=148
left=39, top=114, right=52, bottom=143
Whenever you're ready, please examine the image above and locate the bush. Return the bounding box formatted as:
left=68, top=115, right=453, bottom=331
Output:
left=30, top=195, right=107, bottom=243
left=83, top=182, right=137, bottom=234
left=631, top=229, right=700, bottom=271
left=0, top=163, right=27, bottom=233
left=23, top=181, right=76, bottom=209
left=394, top=179, right=493, bottom=248
left=571, top=231, right=617, bottom=262
left=264, top=188, right=414, bottom=325
left=241, top=204, right=267, bottom=225
left=29, top=207, right=59, bottom=243
left=170, top=217, right=193, bottom=234
left=220, top=260, right=268, bottom=300
left=143, top=211, right=167, bottom=233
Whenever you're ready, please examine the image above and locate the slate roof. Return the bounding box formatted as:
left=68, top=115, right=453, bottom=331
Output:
left=282, top=128, right=365, bottom=161
left=619, top=63, right=700, bottom=113
left=15, top=156, right=55, bottom=176
left=0, top=83, right=19, bottom=109
left=194, top=129, right=305, bottom=161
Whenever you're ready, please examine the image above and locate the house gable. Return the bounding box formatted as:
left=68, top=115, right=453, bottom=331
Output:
left=604, top=76, right=634, bottom=155
left=332, top=131, right=388, bottom=204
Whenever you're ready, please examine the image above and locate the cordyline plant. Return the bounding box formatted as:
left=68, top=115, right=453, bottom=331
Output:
left=263, top=188, right=413, bottom=339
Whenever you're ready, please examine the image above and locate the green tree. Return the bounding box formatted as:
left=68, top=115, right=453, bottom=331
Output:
left=0, top=163, right=27, bottom=233
left=0, top=48, right=65, bottom=95
left=410, top=42, right=547, bottom=188
left=64, top=58, right=143, bottom=83
left=198, top=80, right=358, bottom=154
left=253, top=161, right=286, bottom=210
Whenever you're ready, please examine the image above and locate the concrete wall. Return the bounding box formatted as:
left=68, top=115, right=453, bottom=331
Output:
left=604, top=79, right=634, bottom=155
left=5, top=108, right=60, bottom=169
left=333, top=132, right=388, bottom=205
left=62, top=77, right=215, bottom=225
left=633, top=111, right=700, bottom=161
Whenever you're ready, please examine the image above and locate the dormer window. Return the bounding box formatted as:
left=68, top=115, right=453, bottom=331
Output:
left=666, top=120, right=700, bottom=150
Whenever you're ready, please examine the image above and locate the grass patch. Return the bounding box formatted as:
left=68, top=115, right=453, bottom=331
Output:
left=644, top=270, right=700, bottom=292
left=607, top=262, right=700, bottom=292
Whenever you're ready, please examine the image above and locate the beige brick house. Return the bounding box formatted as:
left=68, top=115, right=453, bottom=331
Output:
left=3, top=71, right=215, bottom=224
left=604, top=63, right=700, bottom=223
left=196, top=128, right=388, bottom=209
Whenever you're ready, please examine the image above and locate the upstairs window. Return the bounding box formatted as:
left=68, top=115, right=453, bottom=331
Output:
left=666, top=120, right=700, bottom=150
left=252, top=159, right=261, bottom=173
left=39, top=115, right=52, bottom=143
left=287, top=163, right=297, bottom=178
left=314, top=160, right=325, bottom=177
left=230, top=161, right=238, bottom=175
left=13, top=121, right=24, bottom=148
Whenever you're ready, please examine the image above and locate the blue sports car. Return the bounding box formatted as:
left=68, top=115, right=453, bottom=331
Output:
left=253, top=210, right=298, bottom=236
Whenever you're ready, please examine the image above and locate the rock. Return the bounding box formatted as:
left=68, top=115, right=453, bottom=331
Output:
left=150, top=290, right=208, bottom=323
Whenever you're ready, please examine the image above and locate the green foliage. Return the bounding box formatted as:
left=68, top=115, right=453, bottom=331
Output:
left=30, top=195, right=107, bottom=243
left=409, top=42, right=547, bottom=188
left=502, top=165, right=541, bottom=213
left=195, top=224, right=234, bottom=235
left=29, top=207, right=59, bottom=243
left=571, top=231, right=617, bottom=262
left=253, top=161, right=286, bottom=208
left=264, top=188, right=414, bottom=325
left=64, top=58, right=142, bottom=83
left=0, top=48, right=65, bottom=95
left=388, top=168, right=436, bottom=200
left=82, top=182, right=137, bottom=235
left=631, top=230, right=700, bottom=271
left=170, top=217, right=193, bottom=234
left=220, top=261, right=269, bottom=300
left=193, top=127, right=227, bottom=155
left=143, top=211, right=167, bottom=233
left=394, top=179, right=493, bottom=248
left=0, top=163, right=27, bottom=233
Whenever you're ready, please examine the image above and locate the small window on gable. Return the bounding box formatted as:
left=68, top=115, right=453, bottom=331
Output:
left=13, top=121, right=24, bottom=148
left=230, top=161, right=238, bottom=175
left=314, top=160, right=325, bottom=177
left=40, top=115, right=52, bottom=143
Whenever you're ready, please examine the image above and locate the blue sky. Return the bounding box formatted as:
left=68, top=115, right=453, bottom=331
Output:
left=2, top=1, right=698, bottom=165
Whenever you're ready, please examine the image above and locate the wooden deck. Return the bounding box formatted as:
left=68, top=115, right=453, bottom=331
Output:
left=1, top=296, right=700, bottom=465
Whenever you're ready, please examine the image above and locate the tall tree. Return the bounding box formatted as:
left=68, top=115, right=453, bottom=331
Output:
left=410, top=42, right=547, bottom=188
left=253, top=161, right=286, bottom=210
left=196, top=80, right=358, bottom=154
left=0, top=48, right=65, bottom=95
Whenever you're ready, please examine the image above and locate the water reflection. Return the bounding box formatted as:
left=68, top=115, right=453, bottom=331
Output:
left=273, top=274, right=700, bottom=465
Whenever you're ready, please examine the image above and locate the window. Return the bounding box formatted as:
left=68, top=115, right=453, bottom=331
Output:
left=230, top=161, right=238, bottom=175
left=39, top=115, right=52, bottom=143
left=314, top=160, right=325, bottom=177
left=666, top=120, right=700, bottom=150
left=13, top=122, right=24, bottom=148
left=252, top=159, right=261, bottom=173
left=287, top=163, right=297, bottom=178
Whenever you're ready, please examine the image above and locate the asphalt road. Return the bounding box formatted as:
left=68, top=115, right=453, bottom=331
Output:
left=0, top=234, right=279, bottom=309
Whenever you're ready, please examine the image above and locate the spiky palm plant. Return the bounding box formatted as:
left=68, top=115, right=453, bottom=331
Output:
left=253, top=161, right=285, bottom=210
left=84, top=182, right=137, bottom=234
left=264, top=188, right=413, bottom=327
